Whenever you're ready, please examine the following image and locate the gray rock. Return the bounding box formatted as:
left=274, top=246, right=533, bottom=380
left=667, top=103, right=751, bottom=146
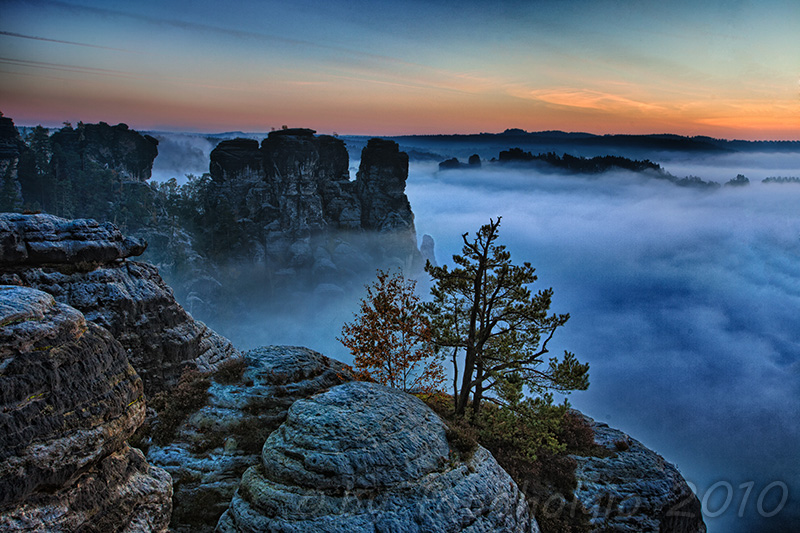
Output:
left=0, top=214, right=239, bottom=395
left=572, top=415, right=706, bottom=533
left=217, top=381, right=538, bottom=533
left=0, top=213, right=146, bottom=266
left=0, top=285, right=171, bottom=532
left=420, top=233, right=437, bottom=267
left=146, top=346, right=354, bottom=532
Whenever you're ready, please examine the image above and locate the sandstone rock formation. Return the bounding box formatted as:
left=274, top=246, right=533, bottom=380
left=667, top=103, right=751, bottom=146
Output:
left=217, top=381, right=539, bottom=533
left=0, top=285, right=171, bottom=532
left=146, top=346, right=354, bottom=532
left=208, top=130, right=421, bottom=284
left=0, top=213, right=239, bottom=394
left=572, top=415, right=706, bottom=533
left=49, top=121, right=159, bottom=182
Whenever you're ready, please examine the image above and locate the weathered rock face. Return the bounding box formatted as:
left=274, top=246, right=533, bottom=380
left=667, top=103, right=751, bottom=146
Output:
left=208, top=130, right=420, bottom=284
left=217, top=381, right=539, bottom=533
left=49, top=122, right=159, bottom=182
left=146, top=346, right=355, bottom=532
left=0, top=285, right=171, bottom=532
left=572, top=415, right=706, bottom=533
left=0, top=213, right=146, bottom=266
left=356, top=138, right=412, bottom=231
left=0, top=213, right=239, bottom=394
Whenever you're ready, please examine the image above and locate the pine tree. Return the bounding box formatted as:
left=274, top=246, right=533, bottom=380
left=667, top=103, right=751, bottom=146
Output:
left=424, top=217, right=589, bottom=417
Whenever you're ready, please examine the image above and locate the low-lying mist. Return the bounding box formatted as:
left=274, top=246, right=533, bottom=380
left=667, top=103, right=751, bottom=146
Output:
left=406, top=157, right=800, bottom=533
left=164, top=146, right=799, bottom=533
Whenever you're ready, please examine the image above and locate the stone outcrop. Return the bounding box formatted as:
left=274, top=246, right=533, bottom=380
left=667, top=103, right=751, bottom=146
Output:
left=437, top=154, right=481, bottom=171
left=0, top=213, right=146, bottom=266
left=420, top=233, right=437, bottom=267
left=572, top=415, right=706, bottom=533
left=0, top=213, right=239, bottom=394
left=217, top=381, right=538, bottom=533
left=145, top=346, right=354, bottom=532
left=0, top=285, right=171, bottom=531
left=208, top=130, right=421, bottom=286
left=49, top=122, right=159, bottom=182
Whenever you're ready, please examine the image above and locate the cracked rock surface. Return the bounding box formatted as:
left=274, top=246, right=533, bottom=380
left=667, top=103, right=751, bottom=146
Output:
left=0, top=213, right=239, bottom=395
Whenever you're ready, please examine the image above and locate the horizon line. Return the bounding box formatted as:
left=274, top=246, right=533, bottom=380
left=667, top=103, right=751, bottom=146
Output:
left=10, top=121, right=799, bottom=144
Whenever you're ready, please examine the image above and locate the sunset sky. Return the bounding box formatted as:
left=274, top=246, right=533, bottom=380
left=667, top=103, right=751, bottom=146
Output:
left=1, top=0, right=798, bottom=139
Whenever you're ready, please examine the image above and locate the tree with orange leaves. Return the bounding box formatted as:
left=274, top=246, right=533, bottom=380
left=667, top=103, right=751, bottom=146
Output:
left=338, top=269, right=444, bottom=393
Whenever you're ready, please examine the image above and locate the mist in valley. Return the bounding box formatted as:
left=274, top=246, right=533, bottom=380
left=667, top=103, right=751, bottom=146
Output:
left=150, top=137, right=799, bottom=532
left=405, top=157, right=800, bottom=533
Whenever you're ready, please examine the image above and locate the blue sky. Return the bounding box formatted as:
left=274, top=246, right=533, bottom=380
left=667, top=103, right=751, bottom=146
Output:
left=1, top=0, right=798, bottom=137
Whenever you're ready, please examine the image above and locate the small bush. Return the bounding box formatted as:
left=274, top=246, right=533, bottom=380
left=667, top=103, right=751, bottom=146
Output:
left=214, top=357, right=248, bottom=385
left=421, top=394, right=593, bottom=533
left=444, top=420, right=479, bottom=462
left=150, top=368, right=212, bottom=445
left=559, top=411, right=596, bottom=453
left=614, top=439, right=630, bottom=452
left=228, top=419, right=271, bottom=454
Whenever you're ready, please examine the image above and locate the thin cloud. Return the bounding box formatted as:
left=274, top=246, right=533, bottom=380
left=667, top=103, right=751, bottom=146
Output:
left=0, top=30, right=133, bottom=52
left=36, top=0, right=492, bottom=98
left=0, top=57, right=269, bottom=94
left=40, top=0, right=430, bottom=74
left=0, top=56, right=142, bottom=79
left=518, top=87, right=666, bottom=113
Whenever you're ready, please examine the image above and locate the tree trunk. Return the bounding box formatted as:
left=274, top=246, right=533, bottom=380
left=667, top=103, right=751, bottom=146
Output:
left=471, top=359, right=484, bottom=420
left=452, top=346, right=459, bottom=410
left=456, top=259, right=485, bottom=415
left=456, top=346, right=475, bottom=415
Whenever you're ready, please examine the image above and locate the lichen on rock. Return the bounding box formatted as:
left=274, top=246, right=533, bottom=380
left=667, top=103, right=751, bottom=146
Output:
left=146, top=346, right=355, bottom=532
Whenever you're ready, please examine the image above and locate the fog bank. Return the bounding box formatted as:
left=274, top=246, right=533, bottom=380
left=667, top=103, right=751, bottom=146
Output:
left=406, top=158, right=800, bottom=533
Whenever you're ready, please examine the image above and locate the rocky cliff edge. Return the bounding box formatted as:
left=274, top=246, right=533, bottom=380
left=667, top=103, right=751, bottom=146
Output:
left=0, top=213, right=240, bottom=395
left=0, top=285, right=172, bottom=532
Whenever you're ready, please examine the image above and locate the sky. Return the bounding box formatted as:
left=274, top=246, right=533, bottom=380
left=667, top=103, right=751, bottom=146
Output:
left=1, top=0, right=798, bottom=139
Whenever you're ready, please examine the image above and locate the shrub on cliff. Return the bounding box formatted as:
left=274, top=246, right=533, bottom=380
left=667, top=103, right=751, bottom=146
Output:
left=338, top=269, right=445, bottom=393
left=149, top=368, right=212, bottom=444
left=423, top=393, right=593, bottom=533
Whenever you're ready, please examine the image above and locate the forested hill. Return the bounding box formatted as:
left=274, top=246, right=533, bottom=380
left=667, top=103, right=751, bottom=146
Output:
left=385, top=129, right=800, bottom=153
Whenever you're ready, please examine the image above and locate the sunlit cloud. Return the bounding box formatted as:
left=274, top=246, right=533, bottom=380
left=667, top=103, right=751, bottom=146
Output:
left=517, top=87, right=666, bottom=114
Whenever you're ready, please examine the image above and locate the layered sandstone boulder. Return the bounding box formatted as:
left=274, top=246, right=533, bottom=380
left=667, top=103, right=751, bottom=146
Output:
left=0, top=213, right=239, bottom=395
left=217, top=381, right=539, bottom=533
left=0, top=285, right=171, bottom=532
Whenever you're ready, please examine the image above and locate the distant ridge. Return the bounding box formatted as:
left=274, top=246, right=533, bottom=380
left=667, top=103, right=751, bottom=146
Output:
left=385, top=130, right=800, bottom=153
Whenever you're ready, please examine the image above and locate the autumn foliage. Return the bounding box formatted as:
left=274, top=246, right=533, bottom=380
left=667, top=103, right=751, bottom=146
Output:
left=338, top=269, right=445, bottom=393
